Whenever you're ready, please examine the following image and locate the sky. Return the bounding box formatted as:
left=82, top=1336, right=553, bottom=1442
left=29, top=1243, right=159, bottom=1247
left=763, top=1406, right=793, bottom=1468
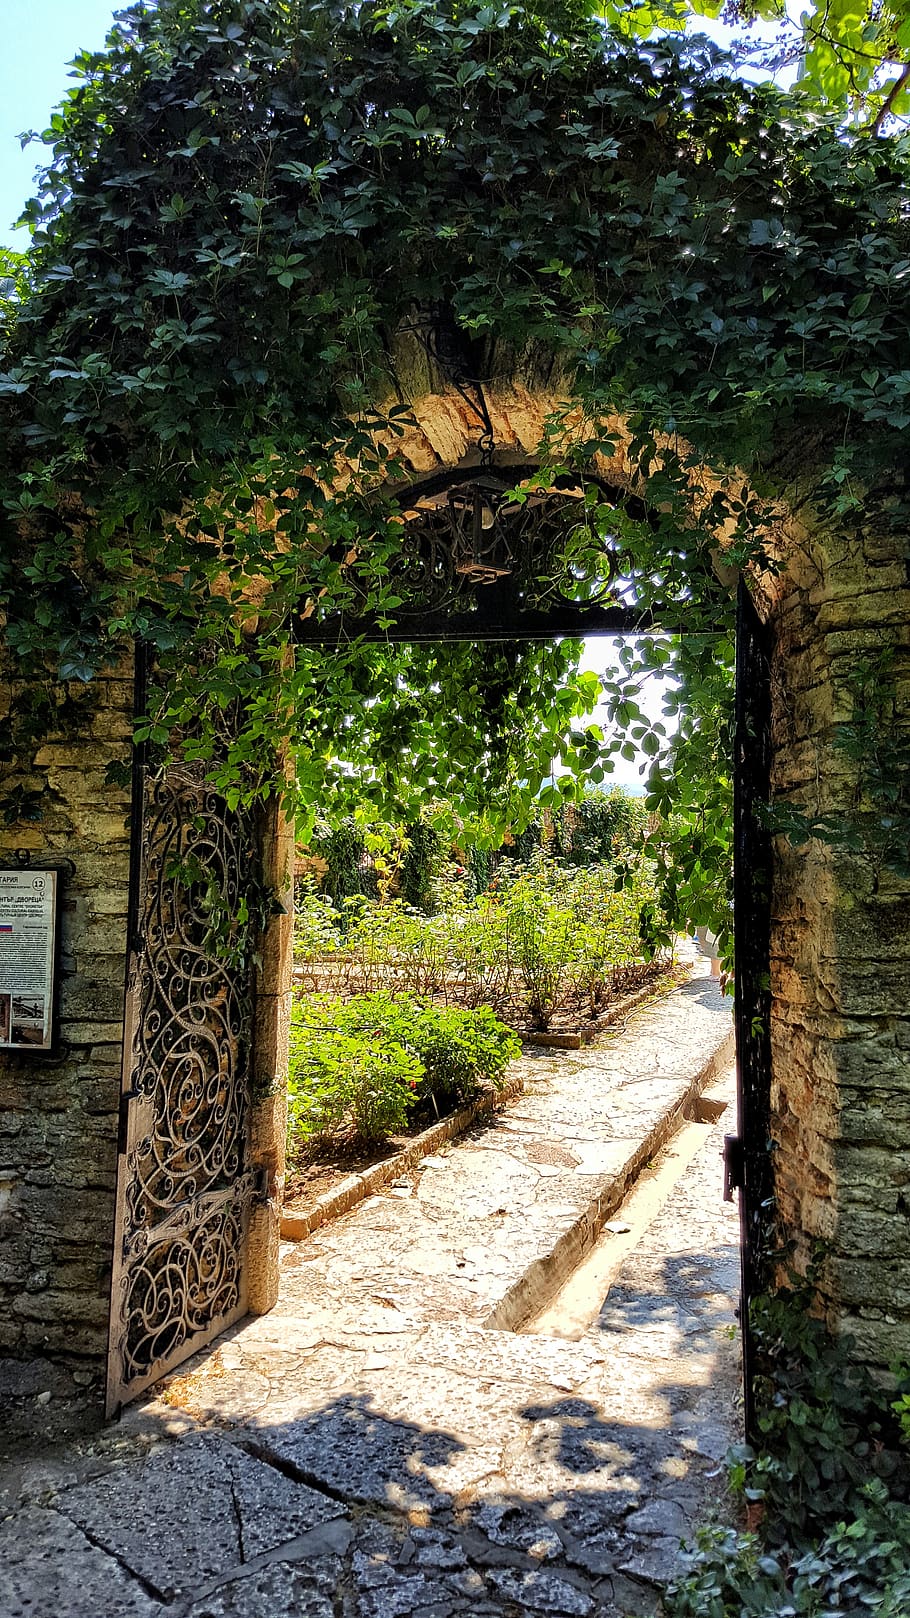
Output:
left=0, top=0, right=122, bottom=250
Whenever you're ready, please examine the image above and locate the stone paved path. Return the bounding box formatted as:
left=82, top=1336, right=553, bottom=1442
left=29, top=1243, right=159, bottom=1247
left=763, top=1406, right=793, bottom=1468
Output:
left=0, top=966, right=742, bottom=1618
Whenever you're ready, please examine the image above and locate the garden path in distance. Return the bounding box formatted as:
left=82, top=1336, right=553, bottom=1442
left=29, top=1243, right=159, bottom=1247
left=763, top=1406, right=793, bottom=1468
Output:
left=0, top=962, right=742, bottom=1618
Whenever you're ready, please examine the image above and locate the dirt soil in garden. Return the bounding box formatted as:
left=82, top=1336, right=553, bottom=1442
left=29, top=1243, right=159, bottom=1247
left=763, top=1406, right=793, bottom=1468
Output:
left=506, top=958, right=691, bottom=1036
left=284, top=959, right=686, bottom=1215
left=293, top=958, right=677, bottom=1031
left=285, top=1139, right=400, bottom=1207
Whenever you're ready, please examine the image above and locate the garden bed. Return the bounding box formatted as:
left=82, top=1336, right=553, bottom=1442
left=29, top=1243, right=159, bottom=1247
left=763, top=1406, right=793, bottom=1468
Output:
left=292, top=954, right=678, bottom=1044
left=284, top=854, right=685, bottom=1233
left=516, top=955, right=682, bottom=1044
left=282, top=960, right=683, bottom=1236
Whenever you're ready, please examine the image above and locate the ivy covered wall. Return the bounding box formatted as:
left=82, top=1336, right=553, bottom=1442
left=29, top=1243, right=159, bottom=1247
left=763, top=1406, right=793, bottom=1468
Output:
left=766, top=491, right=910, bottom=1367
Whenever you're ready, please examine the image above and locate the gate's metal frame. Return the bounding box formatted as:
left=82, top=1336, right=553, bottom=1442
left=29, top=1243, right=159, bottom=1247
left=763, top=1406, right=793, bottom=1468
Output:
left=106, top=649, right=263, bottom=1416
left=731, top=580, right=775, bottom=1439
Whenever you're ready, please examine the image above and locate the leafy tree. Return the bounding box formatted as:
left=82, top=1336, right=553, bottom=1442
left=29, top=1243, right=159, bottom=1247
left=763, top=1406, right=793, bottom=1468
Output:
left=604, top=0, right=910, bottom=128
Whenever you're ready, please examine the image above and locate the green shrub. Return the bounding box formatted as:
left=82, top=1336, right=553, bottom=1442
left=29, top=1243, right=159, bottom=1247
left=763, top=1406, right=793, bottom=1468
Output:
left=400, top=817, right=443, bottom=912
left=893, top=1378, right=910, bottom=1448
left=670, top=1489, right=910, bottom=1618
left=288, top=992, right=520, bottom=1150
left=293, top=879, right=343, bottom=973
left=292, top=845, right=669, bottom=1025
left=287, top=1017, right=422, bottom=1146
left=305, top=818, right=377, bottom=911
left=466, top=844, right=493, bottom=897
left=344, top=902, right=450, bottom=997
left=395, top=1000, right=520, bottom=1110
left=552, top=789, right=648, bottom=866
left=505, top=882, right=577, bottom=1028
left=744, top=1289, right=909, bottom=1531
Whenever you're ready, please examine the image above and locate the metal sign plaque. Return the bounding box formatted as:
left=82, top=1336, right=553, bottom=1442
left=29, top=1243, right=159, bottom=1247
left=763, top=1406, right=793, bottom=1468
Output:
left=0, top=869, right=58, bottom=1051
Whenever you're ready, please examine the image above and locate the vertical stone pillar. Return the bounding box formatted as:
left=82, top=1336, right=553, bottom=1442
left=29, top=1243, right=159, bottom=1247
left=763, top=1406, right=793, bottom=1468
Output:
left=768, top=518, right=910, bottom=1368
left=0, top=660, right=133, bottom=1372
left=247, top=789, right=294, bottom=1314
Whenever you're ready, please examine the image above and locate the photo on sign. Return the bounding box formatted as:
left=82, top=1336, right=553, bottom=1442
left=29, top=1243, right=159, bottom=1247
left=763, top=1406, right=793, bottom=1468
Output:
left=11, top=994, right=46, bottom=1047
left=0, top=994, right=9, bottom=1043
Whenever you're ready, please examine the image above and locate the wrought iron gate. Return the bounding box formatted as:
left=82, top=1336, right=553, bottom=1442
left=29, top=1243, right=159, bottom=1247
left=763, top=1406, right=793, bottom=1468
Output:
left=106, top=741, right=261, bottom=1415
left=731, top=580, right=774, bottom=1438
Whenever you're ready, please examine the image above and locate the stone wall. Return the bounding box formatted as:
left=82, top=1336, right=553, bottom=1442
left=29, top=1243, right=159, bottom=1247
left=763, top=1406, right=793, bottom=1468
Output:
left=0, top=653, right=290, bottom=1393
left=347, top=358, right=910, bottom=1370
left=767, top=514, right=910, bottom=1367
left=0, top=662, right=134, bottom=1368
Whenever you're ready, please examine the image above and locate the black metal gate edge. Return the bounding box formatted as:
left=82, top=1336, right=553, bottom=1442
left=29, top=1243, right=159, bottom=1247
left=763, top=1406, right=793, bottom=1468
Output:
left=105, top=644, right=150, bottom=1417
left=732, top=579, right=775, bottom=1442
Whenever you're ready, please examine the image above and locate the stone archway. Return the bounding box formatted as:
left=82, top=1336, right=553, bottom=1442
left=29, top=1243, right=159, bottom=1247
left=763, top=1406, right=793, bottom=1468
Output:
left=0, top=362, right=906, bottom=1417
left=369, top=365, right=910, bottom=1373
left=285, top=359, right=910, bottom=1378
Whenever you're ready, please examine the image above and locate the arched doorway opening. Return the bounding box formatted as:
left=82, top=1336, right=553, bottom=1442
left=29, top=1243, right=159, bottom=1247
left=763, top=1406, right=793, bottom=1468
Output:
left=106, top=448, right=772, bottom=1430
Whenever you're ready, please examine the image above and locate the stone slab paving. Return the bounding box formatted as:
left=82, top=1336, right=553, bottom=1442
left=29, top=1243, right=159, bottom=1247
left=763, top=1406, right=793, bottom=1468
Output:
left=0, top=965, right=741, bottom=1618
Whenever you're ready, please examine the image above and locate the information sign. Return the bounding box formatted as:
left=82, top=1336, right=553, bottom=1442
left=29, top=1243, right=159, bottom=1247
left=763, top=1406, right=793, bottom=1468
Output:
left=0, top=869, right=58, bottom=1051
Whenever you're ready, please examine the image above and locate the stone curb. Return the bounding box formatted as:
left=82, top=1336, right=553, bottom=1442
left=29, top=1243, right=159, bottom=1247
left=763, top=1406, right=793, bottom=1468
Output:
left=280, top=1072, right=525, bottom=1241
left=483, top=1022, right=737, bottom=1332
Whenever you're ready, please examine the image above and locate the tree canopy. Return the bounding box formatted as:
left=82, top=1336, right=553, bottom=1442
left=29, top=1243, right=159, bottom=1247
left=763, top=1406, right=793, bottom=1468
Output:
left=605, top=0, right=910, bottom=131
left=1, top=0, right=908, bottom=944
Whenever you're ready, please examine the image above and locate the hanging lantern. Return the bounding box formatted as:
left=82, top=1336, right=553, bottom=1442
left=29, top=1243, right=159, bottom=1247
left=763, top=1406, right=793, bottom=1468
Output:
left=446, top=472, right=516, bottom=583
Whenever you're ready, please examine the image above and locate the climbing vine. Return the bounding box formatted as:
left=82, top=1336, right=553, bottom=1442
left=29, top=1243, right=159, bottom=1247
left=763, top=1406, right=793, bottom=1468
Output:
left=1, top=0, right=909, bottom=941
left=667, top=1275, right=910, bottom=1618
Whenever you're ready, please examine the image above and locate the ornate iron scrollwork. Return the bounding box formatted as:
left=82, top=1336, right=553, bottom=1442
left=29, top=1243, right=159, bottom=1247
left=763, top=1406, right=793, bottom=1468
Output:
left=107, top=765, right=259, bottom=1412
left=307, top=467, right=622, bottom=625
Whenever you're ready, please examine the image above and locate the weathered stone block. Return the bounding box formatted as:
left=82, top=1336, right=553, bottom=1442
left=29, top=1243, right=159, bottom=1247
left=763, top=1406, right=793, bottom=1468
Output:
left=58, top=975, right=126, bottom=1021
left=835, top=1142, right=910, bottom=1191
left=837, top=1312, right=910, bottom=1366
left=833, top=1255, right=910, bottom=1313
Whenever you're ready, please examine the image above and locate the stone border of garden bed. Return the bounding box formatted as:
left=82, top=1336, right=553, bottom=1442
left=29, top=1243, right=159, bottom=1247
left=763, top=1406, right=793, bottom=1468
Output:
left=280, top=965, right=689, bottom=1242
left=280, top=1071, right=525, bottom=1241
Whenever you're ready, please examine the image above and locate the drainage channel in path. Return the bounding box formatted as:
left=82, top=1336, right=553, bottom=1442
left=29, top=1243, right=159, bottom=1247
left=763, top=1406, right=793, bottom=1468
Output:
left=524, top=1077, right=735, bottom=1342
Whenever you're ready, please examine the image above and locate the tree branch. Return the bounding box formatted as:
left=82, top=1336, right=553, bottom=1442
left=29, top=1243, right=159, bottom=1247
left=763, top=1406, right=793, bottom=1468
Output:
left=870, top=61, right=910, bottom=135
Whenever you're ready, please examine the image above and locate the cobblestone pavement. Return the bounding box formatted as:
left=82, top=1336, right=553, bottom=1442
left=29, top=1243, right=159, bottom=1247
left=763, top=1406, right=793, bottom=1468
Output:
left=0, top=966, right=742, bottom=1618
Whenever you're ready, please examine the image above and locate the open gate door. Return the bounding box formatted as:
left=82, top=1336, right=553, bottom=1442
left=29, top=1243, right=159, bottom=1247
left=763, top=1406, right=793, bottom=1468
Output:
left=731, top=579, right=774, bottom=1439
left=106, top=695, right=261, bottom=1415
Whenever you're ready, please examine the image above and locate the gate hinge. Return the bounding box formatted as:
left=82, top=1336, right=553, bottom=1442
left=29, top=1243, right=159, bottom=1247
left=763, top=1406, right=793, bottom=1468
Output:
left=253, top=1164, right=272, bottom=1205
left=723, top=1133, right=744, bottom=1202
